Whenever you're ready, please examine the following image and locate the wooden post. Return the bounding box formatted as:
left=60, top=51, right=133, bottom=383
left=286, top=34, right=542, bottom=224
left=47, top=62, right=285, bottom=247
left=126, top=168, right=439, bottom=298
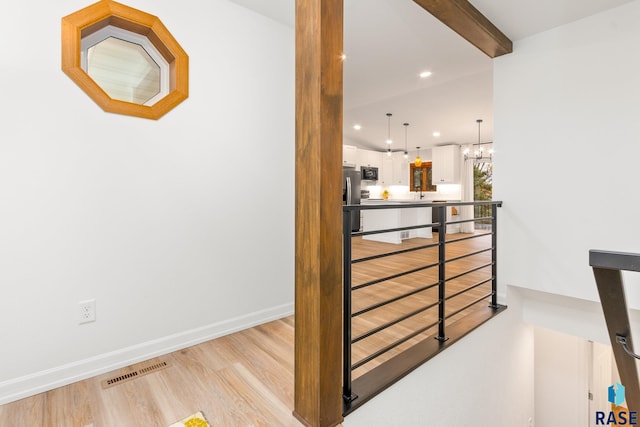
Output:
left=294, top=0, right=344, bottom=426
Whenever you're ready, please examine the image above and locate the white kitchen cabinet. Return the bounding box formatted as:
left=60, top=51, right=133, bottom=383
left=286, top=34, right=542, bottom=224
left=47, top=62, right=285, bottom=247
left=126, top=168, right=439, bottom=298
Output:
left=432, top=145, right=460, bottom=184
left=343, top=145, right=358, bottom=167
left=391, top=153, right=409, bottom=186
left=358, top=149, right=382, bottom=169
left=380, top=154, right=393, bottom=185
left=380, top=152, right=408, bottom=186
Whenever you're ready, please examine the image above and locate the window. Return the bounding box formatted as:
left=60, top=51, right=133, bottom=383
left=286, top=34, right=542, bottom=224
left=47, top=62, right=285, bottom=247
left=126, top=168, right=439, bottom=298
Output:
left=409, top=162, right=437, bottom=192
left=62, top=0, right=188, bottom=119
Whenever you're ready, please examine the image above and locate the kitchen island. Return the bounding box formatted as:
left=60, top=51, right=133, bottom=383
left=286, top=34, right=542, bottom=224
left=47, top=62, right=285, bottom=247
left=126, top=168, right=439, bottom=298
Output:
left=361, top=200, right=433, bottom=244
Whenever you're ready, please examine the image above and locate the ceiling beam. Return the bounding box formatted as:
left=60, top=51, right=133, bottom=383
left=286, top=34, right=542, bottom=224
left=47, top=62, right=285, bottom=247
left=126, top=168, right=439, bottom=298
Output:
left=413, top=0, right=512, bottom=58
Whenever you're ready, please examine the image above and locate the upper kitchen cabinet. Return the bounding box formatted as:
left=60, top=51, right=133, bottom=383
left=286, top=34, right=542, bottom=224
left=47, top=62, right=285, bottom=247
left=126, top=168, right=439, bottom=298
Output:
left=343, top=145, right=358, bottom=167
left=392, top=153, right=409, bottom=186
left=381, top=152, right=408, bottom=186
left=432, top=145, right=460, bottom=184
left=358, top=149, right=382, bottom=170
left=381, top=155, right=393, bottom=185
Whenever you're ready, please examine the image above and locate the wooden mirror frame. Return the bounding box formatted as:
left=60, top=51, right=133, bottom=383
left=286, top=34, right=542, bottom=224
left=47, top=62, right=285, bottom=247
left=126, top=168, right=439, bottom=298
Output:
left=410, top=162, right=437, bottom=192
left=61, top=0, right=189, bottom=120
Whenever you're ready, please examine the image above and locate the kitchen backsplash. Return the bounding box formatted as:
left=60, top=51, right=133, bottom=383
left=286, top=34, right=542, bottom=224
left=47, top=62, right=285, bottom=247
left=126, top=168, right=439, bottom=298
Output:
left=365, top=184, right=462, bottom=201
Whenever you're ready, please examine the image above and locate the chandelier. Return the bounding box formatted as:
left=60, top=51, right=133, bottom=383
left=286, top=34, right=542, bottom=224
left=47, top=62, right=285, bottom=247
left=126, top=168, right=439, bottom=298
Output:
left=464, top=119, right=493, bottom=161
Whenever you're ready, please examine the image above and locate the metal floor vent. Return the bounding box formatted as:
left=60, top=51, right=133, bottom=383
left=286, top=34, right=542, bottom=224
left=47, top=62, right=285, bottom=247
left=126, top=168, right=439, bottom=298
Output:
left=101, top=360, right=170, bottom=389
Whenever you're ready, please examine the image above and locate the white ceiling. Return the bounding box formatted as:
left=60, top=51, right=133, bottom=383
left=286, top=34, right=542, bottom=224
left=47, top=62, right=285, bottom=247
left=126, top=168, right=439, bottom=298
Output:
left=229, top=0, right=634, bottom=152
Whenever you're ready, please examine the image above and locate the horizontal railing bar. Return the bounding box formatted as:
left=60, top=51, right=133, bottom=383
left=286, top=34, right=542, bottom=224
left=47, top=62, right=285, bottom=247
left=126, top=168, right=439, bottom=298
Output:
left=352, top=319, right=441, bottom=371
left=352, top=223, right=438, bottom=238
left=345, top=305, right=508, bottom=415
left=353, top=242, right=440, bottom=264
left=343, top=200, right=503, bottom=212
left=445, top=217, right=493, bottom=225
left=352, top=281, right=440, bottom=317
left=446, top=278, right=493, bottom=301
left=471, top=216, right=493, bottom=223
left=455, top=201, right=502, bottom=207
left=589, top=250, right=640, bottom=273
left=443, top=233, right=492, bottom=245
left=446, top=262, right=494, bottom=282
left=352, top=301, right=440, bottom=344
left=445, top=247, right=493, bottom=264
left=352, top=262, right=440, bottom=291
left=343, top=203, right=435, bottom=211
left=445, top=292, right=494, bottom=320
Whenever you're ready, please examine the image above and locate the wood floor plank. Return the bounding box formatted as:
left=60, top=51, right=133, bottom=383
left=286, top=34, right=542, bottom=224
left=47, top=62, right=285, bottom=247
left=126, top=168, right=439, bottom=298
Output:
left=0, top=318, right=303, bottom=427
left=0, top=231, right=494, bottom=425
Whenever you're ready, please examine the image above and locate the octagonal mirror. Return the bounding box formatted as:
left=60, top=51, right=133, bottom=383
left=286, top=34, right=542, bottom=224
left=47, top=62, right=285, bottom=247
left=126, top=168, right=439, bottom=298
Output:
left=62, top=0, right=188, bottom=120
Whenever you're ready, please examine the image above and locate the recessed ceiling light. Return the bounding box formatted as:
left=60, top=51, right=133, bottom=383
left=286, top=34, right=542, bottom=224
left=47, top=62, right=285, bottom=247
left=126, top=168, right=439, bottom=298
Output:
left=432, top=131, right=441, bottom=137
left=353, top=124, right=361, bottom=130
left=419, top=71, right=432, bottom=78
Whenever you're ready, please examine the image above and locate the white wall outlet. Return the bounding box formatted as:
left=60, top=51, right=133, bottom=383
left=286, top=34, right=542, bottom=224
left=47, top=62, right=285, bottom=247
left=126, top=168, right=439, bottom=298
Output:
left=78, top=299, right=96, bottom=324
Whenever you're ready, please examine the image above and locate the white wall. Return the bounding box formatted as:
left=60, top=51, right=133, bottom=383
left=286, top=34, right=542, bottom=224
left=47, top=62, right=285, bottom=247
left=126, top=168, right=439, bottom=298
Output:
left=492, top=6, right=640, bottom=420
left=343, top=287, right=534, bottom=427
left=0, top=0, right=294, bottom=403
left=494, top=0, right=640, bottom=308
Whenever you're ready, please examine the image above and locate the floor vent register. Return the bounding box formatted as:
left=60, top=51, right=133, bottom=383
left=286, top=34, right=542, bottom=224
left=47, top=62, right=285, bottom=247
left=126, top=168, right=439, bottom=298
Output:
left=101, top=360, right=170, bottom=389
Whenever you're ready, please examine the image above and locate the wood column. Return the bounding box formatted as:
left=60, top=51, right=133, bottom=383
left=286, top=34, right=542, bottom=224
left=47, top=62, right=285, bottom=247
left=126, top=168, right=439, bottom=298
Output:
left=293, top=0, right=344, bottom=426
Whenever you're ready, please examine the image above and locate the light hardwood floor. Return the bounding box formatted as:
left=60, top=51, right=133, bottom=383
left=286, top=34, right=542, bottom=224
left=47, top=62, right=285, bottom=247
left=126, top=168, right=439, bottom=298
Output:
left=0, top=318, right=303, bottom=427
left=0, top=231, right=492, bottom=426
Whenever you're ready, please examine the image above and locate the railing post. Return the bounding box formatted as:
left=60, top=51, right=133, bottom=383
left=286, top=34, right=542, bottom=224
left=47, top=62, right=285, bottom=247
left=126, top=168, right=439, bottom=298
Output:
left=490, top=203, right=499, bottom=308
left=436, top=205, right=448, bottom=342
left=342, top=209, right=357, bottom=406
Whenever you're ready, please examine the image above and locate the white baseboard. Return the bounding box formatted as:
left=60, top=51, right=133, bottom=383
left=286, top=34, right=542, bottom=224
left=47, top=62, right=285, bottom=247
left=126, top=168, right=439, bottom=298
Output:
left=0, top=302, right=293, bottom=405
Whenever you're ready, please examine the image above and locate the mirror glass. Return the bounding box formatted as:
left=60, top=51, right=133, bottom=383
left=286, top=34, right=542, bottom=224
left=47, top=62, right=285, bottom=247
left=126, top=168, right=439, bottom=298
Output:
left=87, top=37, right=161, bottom=105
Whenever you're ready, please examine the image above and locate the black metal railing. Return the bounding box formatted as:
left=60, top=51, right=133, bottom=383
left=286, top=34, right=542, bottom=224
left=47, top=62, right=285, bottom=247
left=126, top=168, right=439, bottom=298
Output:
left=474, top=203, right=493, bottom=229
left=342, top=201, right=505, bottom=413
left=590, top=250, right=640, bottom=411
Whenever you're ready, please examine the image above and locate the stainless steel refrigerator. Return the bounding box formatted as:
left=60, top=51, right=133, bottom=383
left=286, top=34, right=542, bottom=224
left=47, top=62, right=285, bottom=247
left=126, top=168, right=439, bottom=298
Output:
left=343, top=169, right=361, bottom=232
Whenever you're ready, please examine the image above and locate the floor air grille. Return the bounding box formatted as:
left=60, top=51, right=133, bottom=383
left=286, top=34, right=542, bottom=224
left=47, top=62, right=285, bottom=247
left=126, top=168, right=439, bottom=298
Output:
left=101, top=360, right=170, bottom=389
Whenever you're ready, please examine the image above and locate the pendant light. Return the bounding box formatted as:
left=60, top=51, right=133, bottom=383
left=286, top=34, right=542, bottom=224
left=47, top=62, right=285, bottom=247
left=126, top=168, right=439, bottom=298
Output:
left=415, top=146, right=422, bottom=167
left=475, top=119, right=484, bottom=158
left=403, top=123, right=409, bottom=159
left=386, top=113, right=392, bottom=157
left=464, top=118, right=493, bottom=161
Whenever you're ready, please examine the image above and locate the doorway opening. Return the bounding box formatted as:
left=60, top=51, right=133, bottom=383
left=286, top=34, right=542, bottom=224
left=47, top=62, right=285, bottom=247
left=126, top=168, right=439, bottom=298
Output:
left=534, top=327, right=623, bottom=426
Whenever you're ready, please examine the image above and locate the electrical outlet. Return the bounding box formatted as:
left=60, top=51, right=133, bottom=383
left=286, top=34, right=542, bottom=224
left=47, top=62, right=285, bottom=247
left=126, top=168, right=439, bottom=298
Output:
left=78, top=299, right=96, bottom=324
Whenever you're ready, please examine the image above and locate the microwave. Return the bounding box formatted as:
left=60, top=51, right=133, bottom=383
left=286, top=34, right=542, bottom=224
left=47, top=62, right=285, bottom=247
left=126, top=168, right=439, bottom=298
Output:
left=361, top=166, right=379, bottom=181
